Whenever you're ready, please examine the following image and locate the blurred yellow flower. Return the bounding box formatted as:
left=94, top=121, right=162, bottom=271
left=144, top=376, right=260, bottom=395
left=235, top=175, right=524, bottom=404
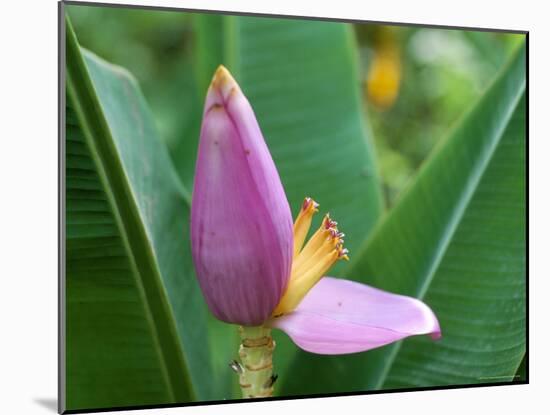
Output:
left=367, top=28, right=402, bottom=110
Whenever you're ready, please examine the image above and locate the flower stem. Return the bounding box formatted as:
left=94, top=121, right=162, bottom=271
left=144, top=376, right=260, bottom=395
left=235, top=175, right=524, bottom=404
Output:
left=237, top=326, right=275, bottom=398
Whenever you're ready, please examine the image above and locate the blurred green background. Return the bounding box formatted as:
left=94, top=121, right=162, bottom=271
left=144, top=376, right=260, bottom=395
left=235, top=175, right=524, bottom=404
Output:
left=68, top=5, right=522, bottom=206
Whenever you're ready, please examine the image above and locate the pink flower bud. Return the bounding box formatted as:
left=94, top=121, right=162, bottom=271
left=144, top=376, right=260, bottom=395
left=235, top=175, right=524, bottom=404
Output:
left=190, top=66, right=293, bottom=326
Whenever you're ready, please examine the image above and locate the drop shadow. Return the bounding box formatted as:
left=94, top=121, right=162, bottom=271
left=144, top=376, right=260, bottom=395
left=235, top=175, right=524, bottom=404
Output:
left=34, top=398, right=57, bottom=413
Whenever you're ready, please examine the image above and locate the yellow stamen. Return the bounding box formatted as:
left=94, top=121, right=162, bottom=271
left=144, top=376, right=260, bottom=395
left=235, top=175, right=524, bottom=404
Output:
left=274, top=249, right=339, bottom=315
left=292, top=197, right=318, bottom=258
left=291, top=230, right=340, bottom=279
left=273, top=198, right=349, bottom=316
left=291, top=220, right=330, bottom=271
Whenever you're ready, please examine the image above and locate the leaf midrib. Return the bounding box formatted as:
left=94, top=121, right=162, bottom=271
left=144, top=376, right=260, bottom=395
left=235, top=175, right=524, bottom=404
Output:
left=65, top=16, right=196, bottom=402
left=376, top=93, right=523, bottom=389
left=343, top=45, right=526, bottom=389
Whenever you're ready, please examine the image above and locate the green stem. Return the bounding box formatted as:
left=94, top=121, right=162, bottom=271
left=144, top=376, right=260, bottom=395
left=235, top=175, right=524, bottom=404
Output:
left=237, top=326, right=275, bottom=398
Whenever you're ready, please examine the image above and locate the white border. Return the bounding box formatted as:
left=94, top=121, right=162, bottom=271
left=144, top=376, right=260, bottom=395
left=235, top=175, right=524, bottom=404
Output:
left=1, top=0, right=545, bottom=414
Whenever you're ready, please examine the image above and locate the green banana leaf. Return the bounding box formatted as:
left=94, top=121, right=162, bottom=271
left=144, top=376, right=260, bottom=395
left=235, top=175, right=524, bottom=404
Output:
left=64, top=17, right=214, bottom=410
left=280, top=41, right=526, bottom=395
left=189, top=14, right=385, bottom=389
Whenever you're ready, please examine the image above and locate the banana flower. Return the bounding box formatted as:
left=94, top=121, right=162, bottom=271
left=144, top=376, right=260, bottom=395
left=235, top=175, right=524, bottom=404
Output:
left=190, top=66, right=440, bottom=398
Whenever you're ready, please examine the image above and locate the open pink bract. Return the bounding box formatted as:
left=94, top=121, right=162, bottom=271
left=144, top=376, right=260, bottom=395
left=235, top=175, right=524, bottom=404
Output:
left=269, top=277, right=441, bottom=354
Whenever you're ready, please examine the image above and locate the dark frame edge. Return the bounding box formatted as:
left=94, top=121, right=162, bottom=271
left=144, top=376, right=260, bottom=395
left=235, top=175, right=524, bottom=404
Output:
left=525, top=30, right=530, bottom=385
left=62, top=0, right=528, bottom=34
left=59, top=1, right=67, bottom=414
left=63, top=380, right=529, bottom=414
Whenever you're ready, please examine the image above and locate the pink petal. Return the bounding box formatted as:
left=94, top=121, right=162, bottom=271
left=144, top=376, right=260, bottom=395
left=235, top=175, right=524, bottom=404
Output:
left=269, top=277, right=441, bottom=355
left=191, top=66, right=293, bottom=326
